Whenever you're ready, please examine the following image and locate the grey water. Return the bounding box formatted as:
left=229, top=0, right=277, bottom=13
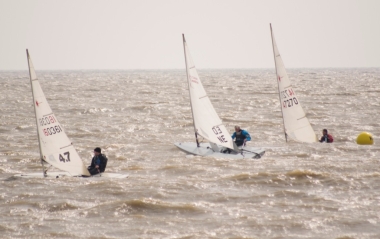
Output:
left=1, top=68, right=380, bottom=238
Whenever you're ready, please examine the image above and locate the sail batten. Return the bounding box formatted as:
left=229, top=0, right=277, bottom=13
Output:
left=270, top=25, right=317, bottom=143
left=182, top=35, right=235, bottom=150
left=60, top=144, right=73, bottom=149
left=27, top=50, right=90, bottom=176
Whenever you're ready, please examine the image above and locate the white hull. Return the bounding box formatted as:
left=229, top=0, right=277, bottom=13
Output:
left=174, top=142, right=265, bottom=159
left=13, top=172, right=128, bottom=179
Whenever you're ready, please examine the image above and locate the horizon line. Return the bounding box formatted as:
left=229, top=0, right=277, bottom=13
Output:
left=1, top=66, right=380, bottom=71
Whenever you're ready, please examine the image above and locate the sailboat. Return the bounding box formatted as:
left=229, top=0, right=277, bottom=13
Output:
left=174, top=34, right=265, bottom=159
left=14, top=50, right=128, bottom=178
left=270, top=24, right=317, bottom=143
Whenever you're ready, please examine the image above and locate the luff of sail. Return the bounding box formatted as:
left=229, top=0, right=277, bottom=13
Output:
left=269, top=25, right=317, bottom=143
left=182, top=35, right=235, bottom=150
left=27, top=50, right=90, bottom=176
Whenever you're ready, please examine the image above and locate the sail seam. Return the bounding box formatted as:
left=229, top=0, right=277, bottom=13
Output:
left=212, top=123, right=224, bottom=127
left=60, top=144, right=72, bottom=149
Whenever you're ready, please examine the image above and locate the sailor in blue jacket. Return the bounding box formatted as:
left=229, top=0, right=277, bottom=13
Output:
left=231, top=126, right=251, bottom=147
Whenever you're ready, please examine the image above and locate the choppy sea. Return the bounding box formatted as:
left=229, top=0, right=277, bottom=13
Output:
left=1, top=68, right=380, bottom=238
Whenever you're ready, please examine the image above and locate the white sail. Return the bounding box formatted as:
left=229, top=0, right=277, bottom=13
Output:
left=27, top=50, right=90, bottom=176
left=182, top=35, right=235, bottom=150
left=270, top=25, right=317, bottom=143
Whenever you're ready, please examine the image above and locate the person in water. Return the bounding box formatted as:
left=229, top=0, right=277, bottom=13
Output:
left=231, top=126, right=251, bottom=147
left=88, top=147, right=108, bottom=175
left=319, top=129, right=334, bottom=143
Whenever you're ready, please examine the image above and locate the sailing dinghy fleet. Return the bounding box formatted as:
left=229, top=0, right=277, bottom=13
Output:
left=176, top=27, right=318, bottom=158
left=15, top=25, right=319, bottom=177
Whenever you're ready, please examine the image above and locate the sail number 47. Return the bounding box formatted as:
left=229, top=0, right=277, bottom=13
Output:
left=59, top=152, right=71, bottom=163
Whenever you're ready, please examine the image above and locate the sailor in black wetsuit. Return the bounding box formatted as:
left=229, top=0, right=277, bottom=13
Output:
left=87, top=147, right=108, bottom=175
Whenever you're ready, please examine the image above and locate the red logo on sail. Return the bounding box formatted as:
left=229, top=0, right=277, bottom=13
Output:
left=190, top=76, right=199, bottom=84
left=278, top=76, right=282, bottom=82
left=36, top=101, right=39, bottom=106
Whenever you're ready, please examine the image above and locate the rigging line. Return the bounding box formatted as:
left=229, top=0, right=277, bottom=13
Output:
left=241, top=148, right=259, bottom=156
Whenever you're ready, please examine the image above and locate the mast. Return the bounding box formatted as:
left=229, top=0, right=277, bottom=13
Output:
left=182, top=34, right=199, bottom=147
left=270, top=24, right=288, bottom=142
left=26, top=49, right=47, bottom=177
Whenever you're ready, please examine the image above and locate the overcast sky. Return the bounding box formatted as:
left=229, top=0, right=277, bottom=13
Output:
left=1, top=0, right=379, bottom=70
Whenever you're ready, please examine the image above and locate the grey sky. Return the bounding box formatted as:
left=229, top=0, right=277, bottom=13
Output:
left=1, top=0, right=379, bottom=70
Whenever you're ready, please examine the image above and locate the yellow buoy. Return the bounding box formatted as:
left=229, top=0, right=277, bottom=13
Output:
left=356, top=132, right=374, bottom=145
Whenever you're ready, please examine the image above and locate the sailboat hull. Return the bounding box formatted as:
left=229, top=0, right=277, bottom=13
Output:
left=13, top=172, right=128, bottom=179
left=174, top=142, right=265, bottom=159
